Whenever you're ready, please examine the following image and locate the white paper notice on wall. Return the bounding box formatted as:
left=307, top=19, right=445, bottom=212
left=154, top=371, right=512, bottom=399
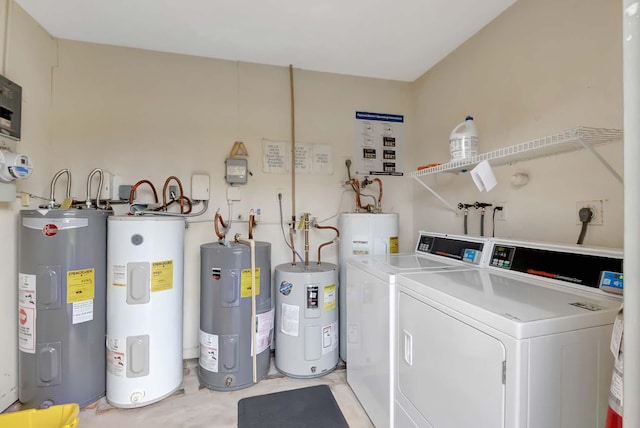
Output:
left=262, top=139, right=333, bottom=174
left=470, top=160, right=497, bottom=192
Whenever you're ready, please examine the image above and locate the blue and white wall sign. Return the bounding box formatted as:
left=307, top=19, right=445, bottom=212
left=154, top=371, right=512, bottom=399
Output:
left=354, top=111, right=404, bottom=176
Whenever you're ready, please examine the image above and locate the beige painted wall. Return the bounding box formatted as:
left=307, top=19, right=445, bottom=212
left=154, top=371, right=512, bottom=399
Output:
left=48, top=40, right=414, bottom=358
left=411, top=0, right=623, bottom=248
left=0, top=1, right=55, bottom=411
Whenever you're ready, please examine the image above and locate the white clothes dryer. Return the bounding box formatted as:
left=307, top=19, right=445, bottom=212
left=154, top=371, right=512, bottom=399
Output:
left=394, top=239, right=623, bottom=428
left=346, top=232, right=491, bottom=428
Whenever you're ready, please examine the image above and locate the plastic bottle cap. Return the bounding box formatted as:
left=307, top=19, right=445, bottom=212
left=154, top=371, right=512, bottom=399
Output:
left=465, top=116, right=474, bottom=121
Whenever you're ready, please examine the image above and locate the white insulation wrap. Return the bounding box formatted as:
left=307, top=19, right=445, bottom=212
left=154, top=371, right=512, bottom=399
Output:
left=106, top=216, right=185, bottom=408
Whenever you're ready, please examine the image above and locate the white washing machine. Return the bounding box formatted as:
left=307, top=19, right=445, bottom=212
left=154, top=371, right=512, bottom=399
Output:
left=346, top=232, right=491, bottom=428
left=394, top=239, right=623, bottom=428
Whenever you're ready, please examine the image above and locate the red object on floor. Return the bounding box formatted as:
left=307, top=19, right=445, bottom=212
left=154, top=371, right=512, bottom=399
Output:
left=605, top=405, right=623, bottom=428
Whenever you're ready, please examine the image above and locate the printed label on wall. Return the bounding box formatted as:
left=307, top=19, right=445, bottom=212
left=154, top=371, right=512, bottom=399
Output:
left=323, top=284, right=336, bottom=311
left=253, top=308, right=275, bottom=356
left=72, top=300, right=93, bottom=324
left=322, top=320, right=339, bottom=355
left=151, top=260, right=173, bottom=292
left=199, top=330, right=219, bottom=373
left=280, top=303, right=300, bottom=337
left=111, top=264, right=127, bottom=286
left=240, top=267, right=261, bottom=298
left=390, top=236, right=399, bottom=254
left=106, top=337, right=125, bottom=377
left=67, top=268, right=95, bottom=303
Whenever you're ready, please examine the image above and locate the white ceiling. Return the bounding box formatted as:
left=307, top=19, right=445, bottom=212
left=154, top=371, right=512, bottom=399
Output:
left=15, top=0, right=517, bottom=82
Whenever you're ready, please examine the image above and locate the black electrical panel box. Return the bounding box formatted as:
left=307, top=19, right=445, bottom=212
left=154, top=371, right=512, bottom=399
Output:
left=0, top=74, right=21, bottom=140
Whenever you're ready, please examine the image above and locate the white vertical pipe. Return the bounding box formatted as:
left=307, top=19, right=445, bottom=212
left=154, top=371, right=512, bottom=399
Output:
left=623, top=1, right=640, bottom=425
left=235, top=236, right=257, bottom=383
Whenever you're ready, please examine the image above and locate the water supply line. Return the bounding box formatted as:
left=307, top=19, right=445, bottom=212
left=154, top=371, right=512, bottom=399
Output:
left=314, top=223, right=340, bottom=264
left=474, top=202, right=493, bottom=237
left=128, top=179, right=159, bottom=206
left=248, top=209, right=255, bottom=239
left=303, top=214, right=310, bottom=266
left=86, top=168, right=104, bottom=209
left=161, top=176, right=190, bottom=214
left=47, top=169, right=72, bottom=208
left=289, top=64, right=297, bottom=265
left=214, top=209, right=230, bottom=240
left=458, top=203, right=474, bottom=235
left=234, top=234, right=257, bottom=384
left=373, top=178, right=383, bottom=212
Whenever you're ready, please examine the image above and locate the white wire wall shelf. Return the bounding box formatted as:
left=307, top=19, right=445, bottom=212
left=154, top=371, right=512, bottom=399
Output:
left=410, top=127, right=623, bottom=213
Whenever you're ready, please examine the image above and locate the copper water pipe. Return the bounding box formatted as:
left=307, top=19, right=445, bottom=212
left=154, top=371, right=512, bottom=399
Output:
left=214, top=210, right=229, bottom=240
left=248, top=211, right=255, bottom=239
left=315, top=224, right=340, bottom=264
left=162, top=176, right=185, bottom=213
left=373, top=178, right=383, bottom=212
left=129, top=179, right=159, bottom=204
left=351, top=179, right=363, bottom=212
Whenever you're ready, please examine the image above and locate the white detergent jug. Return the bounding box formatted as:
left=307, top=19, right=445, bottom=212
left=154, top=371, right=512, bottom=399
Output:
left=449, top=116, right=479, bottom=161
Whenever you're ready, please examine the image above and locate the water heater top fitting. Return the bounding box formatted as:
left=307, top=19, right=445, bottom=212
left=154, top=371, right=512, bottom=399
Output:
left=0, top=150, right=33, bottom=182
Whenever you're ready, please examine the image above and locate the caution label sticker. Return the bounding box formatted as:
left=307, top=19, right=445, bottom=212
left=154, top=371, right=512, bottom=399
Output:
left=322, top=320, right=339, bottom=355
left=199, top=330, right=219, bottom=373
left=67, top=268, right=95, bottom=303
left=240, top=267, right=261, bottom=298
left=324, top=283, right=336, bottom=311
left=390, top=236, right=399, bottom=254
left=106, top=337, right=125, bottom=378
left=111, top=264, right=127, bottom=287
left=18, top=306, right=36, bottom=353
left=151, top=260, right=173, bottom=292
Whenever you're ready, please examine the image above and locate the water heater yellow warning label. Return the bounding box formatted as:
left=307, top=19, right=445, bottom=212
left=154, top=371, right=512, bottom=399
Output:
left=324, top=284, right=336, bottom=311
left=241, top=268, right=261, bottom=298
left=151, top=260, right=173, bottom=292
left=390, top=236, right=399, bottom=254
left=67, top=268, right=95, bottom=303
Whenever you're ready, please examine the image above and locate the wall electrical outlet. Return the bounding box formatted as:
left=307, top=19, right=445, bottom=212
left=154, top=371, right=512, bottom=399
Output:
left=100, top=172, right=113, bottom=200
left=493, top=201, right=507, bottom=221
left=576, top=200, right=604, bottom=225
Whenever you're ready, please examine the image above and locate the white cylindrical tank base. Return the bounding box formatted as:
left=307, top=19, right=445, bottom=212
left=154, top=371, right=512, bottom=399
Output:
left=274, top=263, right=338, bottom=378
left=106, top=216, right=185, bottom=408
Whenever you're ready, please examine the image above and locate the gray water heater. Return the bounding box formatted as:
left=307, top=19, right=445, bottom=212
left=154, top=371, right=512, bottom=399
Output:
left=199, top=241, right=273, bottom=390
left=18, top=209, right=111, bottom=409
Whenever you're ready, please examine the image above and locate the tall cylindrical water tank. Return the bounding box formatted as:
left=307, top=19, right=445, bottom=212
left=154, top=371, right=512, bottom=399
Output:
left=199, top=241, right=273, bottom=390
left=274, top=263, right=338, bottom=378
left=338, top=213, right=398, bottom=361
left=106, top=216, right=185, bottom=408
left=18, top=209, right=111, bottom=409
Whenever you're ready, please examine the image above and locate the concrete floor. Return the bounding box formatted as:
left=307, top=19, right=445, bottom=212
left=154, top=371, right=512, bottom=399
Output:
left=79, top=359, right=373, bottom=428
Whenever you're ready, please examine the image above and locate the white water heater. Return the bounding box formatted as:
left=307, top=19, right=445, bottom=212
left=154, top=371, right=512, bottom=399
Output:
left=338, top=213, right=399, bottom=361
left=106, top=216, right=185, bottom=408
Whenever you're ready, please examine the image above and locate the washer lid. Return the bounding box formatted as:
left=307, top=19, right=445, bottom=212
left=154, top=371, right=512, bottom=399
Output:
left=397, top=269, right=621, bottom=339
left=348, top=253, right=469, bottom=283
